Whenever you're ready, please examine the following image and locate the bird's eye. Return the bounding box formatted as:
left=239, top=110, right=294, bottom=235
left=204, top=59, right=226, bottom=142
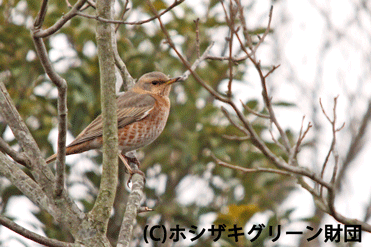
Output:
left=151, top=81, right=160, bottom=85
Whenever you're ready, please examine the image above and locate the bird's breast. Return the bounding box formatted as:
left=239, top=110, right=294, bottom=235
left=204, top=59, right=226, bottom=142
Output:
left=118, top=96, right=170, bottom=152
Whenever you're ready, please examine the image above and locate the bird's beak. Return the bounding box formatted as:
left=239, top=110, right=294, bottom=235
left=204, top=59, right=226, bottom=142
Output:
left=166, top=77, right=181, bottom=85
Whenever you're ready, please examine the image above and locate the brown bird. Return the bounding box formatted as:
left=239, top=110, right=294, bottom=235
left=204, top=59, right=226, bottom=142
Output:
left=46, top=72, right=180, bottom=171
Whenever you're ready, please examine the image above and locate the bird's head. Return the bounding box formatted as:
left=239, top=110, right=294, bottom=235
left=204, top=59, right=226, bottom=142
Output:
left=134, top=72, right=181, bottom=96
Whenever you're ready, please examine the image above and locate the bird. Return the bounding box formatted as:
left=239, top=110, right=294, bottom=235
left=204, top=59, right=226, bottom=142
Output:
left=46, top=71, right=181, bottom=173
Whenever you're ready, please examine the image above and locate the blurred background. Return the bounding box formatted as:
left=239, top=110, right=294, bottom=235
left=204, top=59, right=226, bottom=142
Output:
left=1, top=0, right=371, bottom=246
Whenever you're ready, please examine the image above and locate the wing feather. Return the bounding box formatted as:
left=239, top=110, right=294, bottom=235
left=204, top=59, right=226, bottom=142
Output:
left=67, top=92, right=155, bottom=148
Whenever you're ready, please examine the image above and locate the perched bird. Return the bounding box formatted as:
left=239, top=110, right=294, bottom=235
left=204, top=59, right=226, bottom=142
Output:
left=46, top=72, right=181, bottom=170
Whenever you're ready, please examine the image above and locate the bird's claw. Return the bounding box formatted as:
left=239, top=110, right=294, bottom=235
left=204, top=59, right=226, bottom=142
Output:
left=127, top=169, right=146, bottom=187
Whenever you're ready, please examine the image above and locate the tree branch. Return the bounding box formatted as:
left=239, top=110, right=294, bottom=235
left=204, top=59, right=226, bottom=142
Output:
left=76, top=0, right=184, bottom=26
left=33, top=0, right=87, bottom=38
left=32, top=20, right=68, bottom=198
left=0, top=152, right=86, bottom=241
left=88, top=0, right=118, bottom=239
left=117, top=167, right=145, bottom=247
left=0, top=214, right=78, bottom=247
left=210, top=152, right=292, bottom=176
left=0, top=81, right=55, bottom=195
left=0, top=137, right=30, bottom=167
left=336, top=100, right=371, bottom=190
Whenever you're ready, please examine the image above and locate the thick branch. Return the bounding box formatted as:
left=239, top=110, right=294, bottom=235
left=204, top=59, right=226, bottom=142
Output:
left=0, top=152, right=85, bottom=240
left=0, top=215, right=78, bottom=247
left=0, top=81, right=55, bottom=195
left=117, top=170, right=145, bottom=247
left=88, top=0, right=118, bottom=238
left=0, top=152, right=54, bottom=216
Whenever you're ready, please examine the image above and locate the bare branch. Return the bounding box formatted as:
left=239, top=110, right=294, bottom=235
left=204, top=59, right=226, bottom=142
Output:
left=33, top=0, right=49, bottom=28
left=251, top=5, right=273, bottom=57
left=0, top=152, right=53, bottom=215
left=88, top=0, right=118, bottom=235
left=319, top=96, right=344, bottom=197
left=221, top=106, right=250, bottom=136
left=76, top=0, right=184, bottom=26
left=148, top=0, right=230, bottom=104
left=264, top=65, right=281, bottom=79
left=240, top=100, right=270, bottom=118
left=0, top=81, right=56, bottom=193
left=117, top=163, right=145, bottom=247
left=210, top=152, right=292, bottom=176
left=222, top=134, right=250, bottom=141
left=290, top=116, right=312, bottom=163
left=336, top=100, right=371, bottom=190
left=205, top=54, right=248, bottom=62
left=33, top=0, right=87, bottom=38
left=0, top=215, right=77, bottom=247
left=194, top=18, right=201, bottom=58
left=268, top=123, right=287, bottom=152
left=32, top=21, right=68, bottom=198
left=152, top=1, right=335, bottom=191
left=115, top=0, right=130, bottom=32
left=327, top=184, right=371, bottom=232
left=112, top=22, right=134, bottom=91
left=181, top=42, right=214, bottom=81
left=0, top=138, right=30, bottom=167
left=234, top=0, right=253, bottom=50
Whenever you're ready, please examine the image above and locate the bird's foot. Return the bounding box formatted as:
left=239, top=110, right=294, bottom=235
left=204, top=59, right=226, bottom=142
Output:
left=118, top=154, right=145, bottom=187
left=127, top=168, right=146, bottom=187
left=125, top=155, right=141, bottom=168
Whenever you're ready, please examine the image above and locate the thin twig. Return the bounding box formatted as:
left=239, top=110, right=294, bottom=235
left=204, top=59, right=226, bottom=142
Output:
left=240, top=99, right=270, bottom=118
left=251, top=5, right=273, bottom=57
left=194, top=18, right=201, bottom=58
left=115, top=0, right=130, bottom=32
left=336, top=100, right=371, bottom=190
left=234, top=10, right=291, bottom=153
left=318, top=97, right=344, bottom=197
left=77, top=0, right=184, bottom=26
left=268, top=123, right=287, bottom=152
left=152, top=1, right=334, bottom=190
left=205, top=54, right=248, bottom=62
left=291, top=116, right=312, bottom=163
left=33, top=0, right=87, bottom=38
left=222, top=134, right=250, bottom=141
left=210, top=152, right=292, bottom=176
left=234, top=0, right=253, bottom=50
left=148, top=0, right=230, bottom=104
left=181, top=42, right=214, bottom=81
left=221, top=106, right=250, bottom=136
left=226, top=0, right=237, bottom=97
left=264, top=65, right=281, bottom=79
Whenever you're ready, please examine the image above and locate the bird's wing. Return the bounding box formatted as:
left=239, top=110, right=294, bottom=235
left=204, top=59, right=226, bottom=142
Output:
left=67, top=92, right=156, bottom=148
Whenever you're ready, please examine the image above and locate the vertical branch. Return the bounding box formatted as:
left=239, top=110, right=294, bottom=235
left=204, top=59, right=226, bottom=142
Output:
left=117, top=169, right=145, bottom=247
left=89, top=0, right=118, bottom=235
left=32, top=4, right=68, bottom=197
